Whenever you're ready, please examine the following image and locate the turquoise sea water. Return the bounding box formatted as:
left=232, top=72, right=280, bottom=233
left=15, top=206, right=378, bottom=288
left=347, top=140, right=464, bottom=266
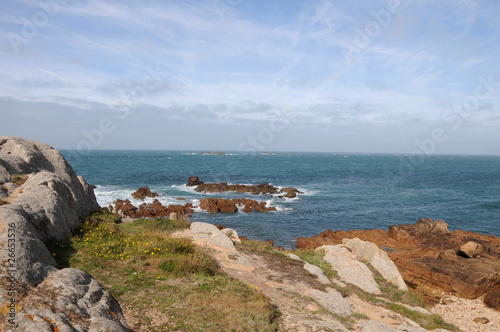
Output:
left=62, top=151, right=500, bottom=249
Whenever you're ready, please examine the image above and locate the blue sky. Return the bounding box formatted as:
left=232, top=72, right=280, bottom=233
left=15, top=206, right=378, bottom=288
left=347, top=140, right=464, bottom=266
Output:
left=1, top=0, right=499, bottom=154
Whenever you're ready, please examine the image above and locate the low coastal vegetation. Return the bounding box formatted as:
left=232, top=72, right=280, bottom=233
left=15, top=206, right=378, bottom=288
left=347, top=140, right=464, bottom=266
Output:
left=47, top=209, right=458, bottom=331
left=48, top=210, right=280, bottom=332
left=238, top=240, right=458, bottom=331
left=10, top=173, right=29, bottom=186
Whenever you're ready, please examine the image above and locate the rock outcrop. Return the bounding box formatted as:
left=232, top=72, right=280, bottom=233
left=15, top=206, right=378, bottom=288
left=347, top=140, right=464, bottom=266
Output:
left=318, top=244, right=382, bottom=294
left=342, top=238, right=408, bottom=291
left=0, top=136, right=130, bottom=331
left=131, top=186, right=158, bottom=200
left=484, top=291, right=500, bottom=312
left=112, top=198, right=194, bottom=219
left=199, top=197, right=277, bottom=213
left=173, top=222, right=437, bottom=331
left=188, top=177, right=303, bottom=198
left=187, top=176, right=203, bottom=186
left=298, top=218, right=500, bottom=300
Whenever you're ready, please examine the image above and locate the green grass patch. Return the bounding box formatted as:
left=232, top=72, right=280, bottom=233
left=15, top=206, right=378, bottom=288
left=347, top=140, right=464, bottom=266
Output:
left=0, top=198, right=6, bottom=206
left=11, top=174, right=29, bottom=186
left=50, top=210, right=281, bottom=331
left=294, top=249, right=339, bottom=280
left=122, top=217, right=191, bottom=234
left=362, top=259, right=427, bottom=308
left=386, top=303, right=459, bottom=331
left=352, top=312, right=369, bottom=320
left=238, top=239, right=280, bottom=255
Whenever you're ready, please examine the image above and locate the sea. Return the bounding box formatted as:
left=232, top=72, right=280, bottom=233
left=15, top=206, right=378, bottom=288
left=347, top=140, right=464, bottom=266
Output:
left=61, top=150, right=500, bottom=249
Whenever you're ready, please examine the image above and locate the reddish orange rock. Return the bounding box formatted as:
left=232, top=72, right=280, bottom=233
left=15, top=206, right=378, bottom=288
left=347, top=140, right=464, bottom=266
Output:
left=131, top=186, right=158, bottom=200
left=297, top=218, right=500, bottom=300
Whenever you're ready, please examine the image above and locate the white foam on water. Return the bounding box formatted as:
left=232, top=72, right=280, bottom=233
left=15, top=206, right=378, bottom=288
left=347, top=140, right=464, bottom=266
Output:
left=171, top=184, right=199, bottom=194
left=94, top=185, right=135, bottom=207
left=266, top=199, right=292, bottom=212
left=299, top=188, right=318, bottom=196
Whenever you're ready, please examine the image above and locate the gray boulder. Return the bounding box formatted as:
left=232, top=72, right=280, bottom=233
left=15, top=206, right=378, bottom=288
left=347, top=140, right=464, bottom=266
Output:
left=0, top=205, right=58, bottom=285
left=317, top=245, right=381, bottom=294
left=0, top=137, right=129, bottom=331
left=310, top=288, right=352, bottom=315
left=304, top=262, right=330, bottom=284
left=221, top=227, right=242, bottom=244
left=190, top=222, right=235, bottom=250
left=343, top=238, right=408, bottom=290
left=12, top=268, right=130, bottom=332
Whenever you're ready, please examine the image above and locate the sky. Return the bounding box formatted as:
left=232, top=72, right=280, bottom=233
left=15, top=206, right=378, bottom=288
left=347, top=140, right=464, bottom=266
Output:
left=1, top=0, right=499, bottom=155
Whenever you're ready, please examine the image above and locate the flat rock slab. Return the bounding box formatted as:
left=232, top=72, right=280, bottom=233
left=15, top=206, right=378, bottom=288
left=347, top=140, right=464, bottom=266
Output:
left=310, top=288, right=352, bottom=315
left=303, top=262, right=330, bottom=284
left=343, top=238, right=408, bottom=291
left=190, top=222, right=235, bottom=251
left=356, top=320, right=430, bottom=332
left=317, top=245, right=381, bottom=294
left=287, top=315, right=350, bottom=332
left=347, top=294, right=422, bottom=328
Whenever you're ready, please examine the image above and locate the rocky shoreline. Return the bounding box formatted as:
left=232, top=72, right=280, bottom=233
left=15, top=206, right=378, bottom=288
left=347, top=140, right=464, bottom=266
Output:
left=109, top=177, right=303, bottom=219
left=2, top=136, right=499, bottom=331
left=298, top=218, right=500, bottom=311
left=0, top=136, right=130, bottom=331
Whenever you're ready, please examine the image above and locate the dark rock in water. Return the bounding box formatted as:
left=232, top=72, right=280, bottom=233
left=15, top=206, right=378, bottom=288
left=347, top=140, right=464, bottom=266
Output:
left=190, top=178, right=303, bottom=199
left=0, top=136, right=129, bottom=331
left=199, top=197, right=238, bottom=213
left=187, top=176, right=203, bottom=186
left=297, top=217, right=500, bottom=300
left=112, top=198, right=194, bottom=219
left=195, top=181, right=280, bottom=195
left=131, top=186, right=158, bottom=200
left=280, top=187, right=304, bottom=198
left=198, top=197, right=277, bottom=213
left=484, top=290, right=500, bottom=312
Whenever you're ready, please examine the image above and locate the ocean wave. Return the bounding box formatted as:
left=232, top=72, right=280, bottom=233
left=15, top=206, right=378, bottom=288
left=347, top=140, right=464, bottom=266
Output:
left=170, top=184, right=199, bottom=194
left=94, top=185, right=135, bottom=206
left=266, top=199, right=293, bottom=212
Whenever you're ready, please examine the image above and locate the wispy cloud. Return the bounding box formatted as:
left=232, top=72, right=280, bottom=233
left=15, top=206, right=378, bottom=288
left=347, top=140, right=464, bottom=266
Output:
left=0, top=0, right=498, bottom=154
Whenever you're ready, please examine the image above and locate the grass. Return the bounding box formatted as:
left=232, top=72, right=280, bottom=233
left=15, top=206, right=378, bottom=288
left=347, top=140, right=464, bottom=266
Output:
left=286, top=249, right=457, bottom=331
left=11, top=174, right=29, bottom=186
left=363, top=259, right=427, bottom=308
left=294, top=249, right=339, bottom=280
left=386, top=303, right=459, bottom=331
left=353, top=259, right=458, bottom=331
left=0, top=198, right=6, bottom=206
left=49, top=210, right=281, bottom=331
left=238, top=239, right=280, bottom=255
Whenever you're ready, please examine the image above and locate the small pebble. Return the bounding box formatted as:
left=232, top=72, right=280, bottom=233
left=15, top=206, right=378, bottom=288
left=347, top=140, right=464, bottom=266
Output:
left=473, top=317, right=489, bottom=324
